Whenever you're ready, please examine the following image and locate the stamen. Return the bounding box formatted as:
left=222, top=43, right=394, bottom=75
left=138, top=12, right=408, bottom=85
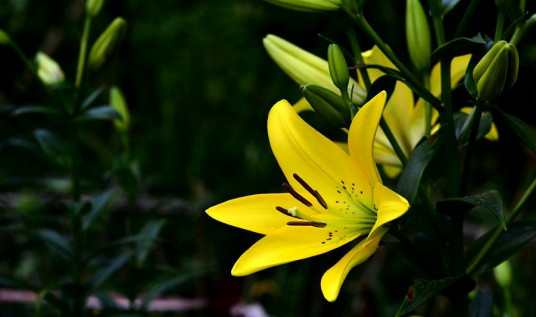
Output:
left=293, top=173, right=328, bottom=210
left=276, top=206, right=301, bottom=219
left=287, top=221, right=327, bottom=228
left=282, top=183, right=313, bottom=207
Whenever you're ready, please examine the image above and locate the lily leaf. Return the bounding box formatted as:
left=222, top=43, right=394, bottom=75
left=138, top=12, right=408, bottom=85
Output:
left=464, top=221, right=536, bottom=274
left=33, top=129, right=71, bottom=168
left=137, top=275, right=193, bottom=311
left=431, top=35, right=486, bottom=62
left=395, top=276, right=462, bottom=316
left=441, top=0, right=462, bottom=14
left=436, top=190, right=505, bottom=229
left=35, top=229, right=72, bottom=260
left=469, top=290, right=493, bottom=317
left=136, top=219, right=167, bottom=266
left=89, top=252, right=133, bottom=289
left=496, top=111, right=536, bottom=153
left=74, top=105, right=120, bottom=122
left=81, top=85, right=106, bottom=110
left=396, top=134, right=443, bottom=204
left=82, top=188, right=121, bottom=230
left=11, top=105, right=62, bottom=117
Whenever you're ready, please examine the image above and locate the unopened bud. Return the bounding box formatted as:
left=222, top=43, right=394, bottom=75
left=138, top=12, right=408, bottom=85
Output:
left=473, top=40, right=518, bottom=100
left=301, top=84, right=350, bottom=127
left=35, top=52, right=64, bottom=86
left=328, top=44, right=350, bottom=92
left=88, top=17, right=127, bottom=70
left=406, top=0, right=431, bottom=73
left=0, top=29, right=10, bottom=45
left=494, top=260, right=512, bottom=288
left=263, top=34, right=366, bottom=105
left=109, top=86, right=130, bottom=131
left=86, top=0, right=104, bottom=17
left=265, top=0, right=341, bottom=12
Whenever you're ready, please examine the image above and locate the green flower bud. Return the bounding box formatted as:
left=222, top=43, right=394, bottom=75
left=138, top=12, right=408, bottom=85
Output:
left=86, top=0, right=104, bottom=17
left=0, top=29, right=10, bottom=45
left=327, top=44, right=350, bottom=92
left=405, top=0, right=431, bottom=73
left=473, top=41, right=519, bottom=100
left=494, top=260, right=512, bottom=288
left=109, top=86, right=130, bottom=132
left=35, top=52, right=65, bottom=86
left=301, top=84, right=350, bottom=127
left=263, top=34, right=366, bottom=105
left=265, top=0, right=341, bottom=12
left=88, top=17, right=127, bottom=70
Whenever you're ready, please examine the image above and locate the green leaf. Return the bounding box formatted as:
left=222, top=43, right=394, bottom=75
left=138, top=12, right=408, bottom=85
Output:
left=469, top=290, right=493, bottom=317
left=82, top=188, right=121, bottom=230
left=11, top=105, right=62, bottom=117
left=136, top=219, right=167, bottom=266
left=33, top=129, right=71, bottom=168
left=431, top=35, right=486, bottom=62
left=89, top=252, right=133, bottom=289
left=396, top=134, right=443, bottom=204
left=81, top=85, right=106, bottom=110
left=464, top=221, right=536, bottom=274
left=395, top=276, right=462, bottom=316
left=441, top=0, right=462, bottom=14
left=497, top=111, right=536, bottom=153
left=464, top=54, right=482, bottom=98
left=137, top=275, right=192, bottom=311
left=35, top=229, right=72, bottom=260
left=74, top=105, right=120, bottom=122
left=437, top=190, right=505, bottom=229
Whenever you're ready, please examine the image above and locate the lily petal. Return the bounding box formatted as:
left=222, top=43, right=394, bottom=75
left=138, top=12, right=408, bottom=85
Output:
left=293, top=97, right=314, bottom=113
left=206, top=193, right=296, bottom=235
left=320, top=226, right=388, bottom=302
left=429, top=54, right=471, bottom=97
left=369, top=183, right=410, bottom=236
left=232, top=225, right=360, bottom=276
left=268, top=100, right=374, bottom=211
left=348, top=91, right=387, bottom=186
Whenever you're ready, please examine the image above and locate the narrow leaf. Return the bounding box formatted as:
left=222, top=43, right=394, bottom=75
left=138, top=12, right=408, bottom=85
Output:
left=431, top=35, right=486, bottom=62
left=82, top=188, right=121, bottom=230
left=499, top=111, right=536, bottom=153
left=437, top=190, right=505, bottom=229
left=136, top=219, right=167, bottom=266
left=464, top=221, right=536, bottom=274
left=89, top=252, right=133, bottom=288
left=11, top=105, right=62, bottom=117
left=137, top=275, right=192, bottom=311
left=441, top=0, right=462, bottom=14
left=396, top=134, right=443, bottom=204
left=81, top=85, right=106, bottom=110
left=469, top=290, right=493, bottom=317
left=33, top=129, right=71, bottom=167
left=74, top=105, right=120, bottom=122
left=395, top=276, right=462, bottom=316
left=35, top=229, right=72, bottom=260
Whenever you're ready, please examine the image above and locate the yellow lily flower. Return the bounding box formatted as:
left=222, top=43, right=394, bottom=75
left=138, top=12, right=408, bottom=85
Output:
left=206, top=92, right=409, bottom=302
left=360, top=46, right=471, bottom=173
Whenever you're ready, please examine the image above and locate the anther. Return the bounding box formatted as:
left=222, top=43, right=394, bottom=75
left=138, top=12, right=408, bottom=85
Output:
left=282, top=183, right=313, bottom=207
left=276, top=206, right=300, bottom=219
left=287, top=221, right=327, bottom=228
left=293, top=173, right=328, bottom=210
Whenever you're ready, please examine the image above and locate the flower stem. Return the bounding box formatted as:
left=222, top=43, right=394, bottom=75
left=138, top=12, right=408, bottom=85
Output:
left=460, top=100, right=484, bottom=196
left=347, top=27, right=371, bottom=91
left=495, top=9, right=505, bottom=42
left=423, top=72, right=432, bottom=136
left=380, top=117, right=408, bottom=166
left=454, top=0, right=482, bottom=37
left=466, top=177, right=536, bottom=275
left=75, top=16, right=92, bottom=89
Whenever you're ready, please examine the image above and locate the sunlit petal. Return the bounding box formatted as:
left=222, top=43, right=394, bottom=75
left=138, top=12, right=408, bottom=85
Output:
left=369, top=183, right=410, bottom=236
left=268, top=100, right=374, bottom=210
left=232, top=225, right=360, bottom=276
left=429, top=54, right=471, bottom=97
left=206, top=194, right=297, bottom=235
left=320, top=227, right=388, bottom=302
left=348, top=91, right=387, bottom=186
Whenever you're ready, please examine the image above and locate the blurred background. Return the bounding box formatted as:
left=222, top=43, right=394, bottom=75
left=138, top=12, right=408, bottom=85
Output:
left=0, top=0, right=535, bottom=316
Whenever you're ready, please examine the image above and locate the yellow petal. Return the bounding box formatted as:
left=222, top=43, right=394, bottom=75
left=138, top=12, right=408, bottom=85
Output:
left=369, top=183, right=410, bottom=236
left=232, top=225, right=360, bottom=276
left=268, top=100, right=375, bottom=211
left=293, top=97, right=314, bottom=113
left=429, top=54, right=471, bottom=97
left=460, top=107, right=499, bottom=141
left=382, top=164, right=403, bottom=178
left=320, top=226, right=388, bottom=302
left=348, top=91, right=387, bottom=186
left=360, top=45, right=396, bottom=83
left=206, top=193, right=296, bottom=235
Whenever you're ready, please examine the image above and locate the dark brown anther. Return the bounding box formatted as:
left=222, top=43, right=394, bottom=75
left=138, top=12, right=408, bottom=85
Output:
left=287, top=221, right=327, bottom=228
left=276, top=206, right=300, bottom=219
left=282, top=183, right=313, bottom=207
left=293, top=173, right=328, bottom=210
left=313, top=190, right=328, bottom=209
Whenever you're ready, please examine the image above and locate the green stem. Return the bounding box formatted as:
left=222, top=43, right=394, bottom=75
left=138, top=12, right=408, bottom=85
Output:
left=347, top=27, right=372, bottom=91
left=495, top=9, right=505, bottom=42
left=428, top=0, right=446, bottom=46
left=380, top=117, right=408, bottom=166
left=454, top=0, right=482, bottom=37
left=460, top=100, right=483, bottom=196
left=350, top=15, right=441, bottom=110
left=75, top=16, right=92, bottom=89
left=423, top=72, right=432, bottom=136
left=466, top=177, right=536, bottom=274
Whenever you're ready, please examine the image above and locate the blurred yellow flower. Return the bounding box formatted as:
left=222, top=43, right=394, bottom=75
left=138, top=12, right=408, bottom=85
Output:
left=206, top=92, right=409, bottom=301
